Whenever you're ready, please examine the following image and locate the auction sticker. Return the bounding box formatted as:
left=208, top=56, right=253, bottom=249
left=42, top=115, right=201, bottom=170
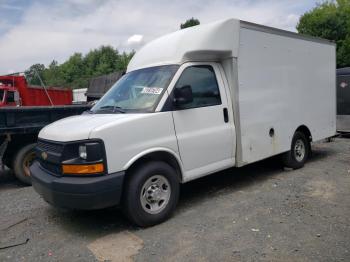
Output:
left=141, top=87, right=163, bottom=95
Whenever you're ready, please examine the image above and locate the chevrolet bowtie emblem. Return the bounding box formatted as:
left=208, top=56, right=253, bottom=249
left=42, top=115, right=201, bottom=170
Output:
left=41, top=151, right=48, bottom=160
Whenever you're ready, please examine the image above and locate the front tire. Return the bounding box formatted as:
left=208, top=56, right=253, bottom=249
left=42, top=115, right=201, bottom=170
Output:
left=13, top=143, right=36, bottom=185
left=122, top=161, right=179, bottom=227
left=283, top=131, right=310, bottom=169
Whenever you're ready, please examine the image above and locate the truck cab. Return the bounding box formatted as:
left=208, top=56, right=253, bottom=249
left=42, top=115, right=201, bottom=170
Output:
left=0, top=75, right=73, bottom=107
left=30, top=19, right=336, bottom=227
left=0, top=80, right=20, bottom=107
left=31, top=61, right=234, bottom=225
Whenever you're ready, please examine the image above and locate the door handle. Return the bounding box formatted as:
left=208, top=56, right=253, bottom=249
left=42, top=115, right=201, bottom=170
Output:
left=223, top=108, right=229, bottom=123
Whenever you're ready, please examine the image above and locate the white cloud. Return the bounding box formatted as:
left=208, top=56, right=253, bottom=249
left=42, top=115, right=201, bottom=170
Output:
left=0, top=0, right=317, bottom=74
left=127, top=34, right=143, bottom=44
left=126, top=34, right=144, bottom=50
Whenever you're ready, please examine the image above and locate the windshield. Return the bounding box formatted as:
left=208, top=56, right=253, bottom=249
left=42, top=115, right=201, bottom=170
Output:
left=92, top=65, right=179, bottom=113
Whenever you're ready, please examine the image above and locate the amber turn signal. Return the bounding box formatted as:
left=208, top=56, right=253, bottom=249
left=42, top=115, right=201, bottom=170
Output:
left=62, top=163, right=104, bottom=174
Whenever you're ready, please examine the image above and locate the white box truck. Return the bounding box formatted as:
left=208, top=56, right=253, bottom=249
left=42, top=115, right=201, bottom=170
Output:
left=30, top=19, right=336, bottom=226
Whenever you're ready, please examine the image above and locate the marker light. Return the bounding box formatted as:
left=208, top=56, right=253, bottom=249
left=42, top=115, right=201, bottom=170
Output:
left=62, top=163, right=104, bottom=174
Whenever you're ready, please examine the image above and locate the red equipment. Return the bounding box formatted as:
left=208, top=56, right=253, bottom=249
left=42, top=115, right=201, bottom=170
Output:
left=0, top=75, right=72, bottom=107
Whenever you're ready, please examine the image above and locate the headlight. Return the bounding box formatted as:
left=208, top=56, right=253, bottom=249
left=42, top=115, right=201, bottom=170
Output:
left=77, top=142, right=104, bottom=161
left=79, top=145, right=87, bottom=159
left=61, top=140, right=106, bottom=175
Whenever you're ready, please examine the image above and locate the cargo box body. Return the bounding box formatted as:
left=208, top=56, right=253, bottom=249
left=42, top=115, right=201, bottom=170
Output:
left=20, top=86, right=72, bottom=106
left=233, top=22, right=336, bottom=165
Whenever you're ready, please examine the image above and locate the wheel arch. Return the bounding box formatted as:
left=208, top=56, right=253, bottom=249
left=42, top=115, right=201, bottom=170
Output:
left=295, top=125, right=312, bottom=142
left=3, top=133, right=37, bottom=160
left=124, top=148, right=184, bottom=182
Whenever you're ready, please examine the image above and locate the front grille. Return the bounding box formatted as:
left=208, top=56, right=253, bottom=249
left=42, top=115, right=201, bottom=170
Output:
left=37, top=140, right=64, bottom=154
left=36, top=139, right=64, bottom=176
left=39, top=160, right=61, bottom=176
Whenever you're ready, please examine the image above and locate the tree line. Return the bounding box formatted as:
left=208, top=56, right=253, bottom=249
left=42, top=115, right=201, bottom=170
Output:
left=25, top=46, right=134, bottom=89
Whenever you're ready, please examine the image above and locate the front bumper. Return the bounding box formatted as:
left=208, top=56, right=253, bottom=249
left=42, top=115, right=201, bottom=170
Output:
left=30, top=161, right=125, bottom=210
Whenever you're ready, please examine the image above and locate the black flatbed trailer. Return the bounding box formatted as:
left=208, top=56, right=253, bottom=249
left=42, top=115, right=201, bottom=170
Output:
left=0, top=105, right=91, bottom=184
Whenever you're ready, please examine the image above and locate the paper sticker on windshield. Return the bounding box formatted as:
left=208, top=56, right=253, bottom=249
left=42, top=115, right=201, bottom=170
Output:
left=141, top=87, right=163, bottom=95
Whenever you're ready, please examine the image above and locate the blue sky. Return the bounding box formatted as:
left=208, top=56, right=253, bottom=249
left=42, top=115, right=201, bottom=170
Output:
left=0, top=0, right=320, bottom=74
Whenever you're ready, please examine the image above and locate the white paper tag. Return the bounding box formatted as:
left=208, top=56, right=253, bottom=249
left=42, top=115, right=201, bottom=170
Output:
left=141, top=87, right=163, bottom=95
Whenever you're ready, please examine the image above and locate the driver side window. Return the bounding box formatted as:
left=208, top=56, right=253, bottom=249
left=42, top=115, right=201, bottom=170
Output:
left=174, top=65, right=221, bottom=109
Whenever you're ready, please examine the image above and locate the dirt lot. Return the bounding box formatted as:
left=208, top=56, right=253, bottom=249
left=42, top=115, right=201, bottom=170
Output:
left=0, top=138, right=349, bottom=261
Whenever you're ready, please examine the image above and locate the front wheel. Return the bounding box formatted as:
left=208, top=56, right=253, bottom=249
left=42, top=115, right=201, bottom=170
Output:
left=282, top=131, right=310, bottom=169
left=122, top=161, right=180, bottom=227
left=13, top=143, right=36, bottom=185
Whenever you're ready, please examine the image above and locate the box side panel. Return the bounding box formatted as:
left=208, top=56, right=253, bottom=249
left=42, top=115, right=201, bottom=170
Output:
left=237, top=27, right=336, bottom=164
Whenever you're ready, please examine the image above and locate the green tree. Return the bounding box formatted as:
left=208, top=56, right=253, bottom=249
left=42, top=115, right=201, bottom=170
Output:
left=180, top=17, right=200, bottom=29
left=25, top=63, right=46, bottom=85
left=25, top=46, right=135, bottom=89
left=60, top=53, right=86, bottom=88
left=94, top=46, right=120, bottom=75
left=84, top=48, right=101, bottom=77
left=297, top=0, right=350, bottom=68
left=116, top=50, right=135, bottom=71
left=42, top=60, right=65, bottom=86
left=84, top=46, right=119, bottom=77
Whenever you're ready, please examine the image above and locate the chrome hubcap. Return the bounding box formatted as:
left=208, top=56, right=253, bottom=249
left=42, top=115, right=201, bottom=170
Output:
left=140, top=175, right=171, bottom=214
left=294, top=139, right=305, bottom=162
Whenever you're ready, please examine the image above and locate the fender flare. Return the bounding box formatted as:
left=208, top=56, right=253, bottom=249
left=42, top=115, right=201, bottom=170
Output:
left=123, top=147, right=184, bottom=181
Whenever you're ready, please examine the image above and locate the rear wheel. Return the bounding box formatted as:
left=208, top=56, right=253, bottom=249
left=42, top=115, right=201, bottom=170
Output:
left=122, top=161, right=179, bottom=227
left=13, top=143, right=36, bottom=185
left=283, top=131, right=310, bottom=169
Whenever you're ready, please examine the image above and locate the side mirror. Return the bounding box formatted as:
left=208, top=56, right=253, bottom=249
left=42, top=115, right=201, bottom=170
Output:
left=174, top=85, right=193, bottom=106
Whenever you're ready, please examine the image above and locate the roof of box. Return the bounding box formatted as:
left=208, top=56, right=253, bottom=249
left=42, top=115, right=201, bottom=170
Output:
left=127, top=18, right=240, bottom=72
left=127, top=18, right=335, bottom=72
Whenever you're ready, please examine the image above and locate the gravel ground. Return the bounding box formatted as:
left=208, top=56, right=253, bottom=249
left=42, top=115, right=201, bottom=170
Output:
left=0, top=138, right=349, bottom=261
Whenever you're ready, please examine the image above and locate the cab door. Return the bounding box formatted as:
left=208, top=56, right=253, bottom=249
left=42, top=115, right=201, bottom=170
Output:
left=5, top=90, right=17, bottom=106
left=169, top=62, right=235, bottom=181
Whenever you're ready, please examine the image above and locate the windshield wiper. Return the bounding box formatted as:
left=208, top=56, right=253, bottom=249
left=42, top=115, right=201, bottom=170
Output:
left=96, top=105, right=126, bottom=113
left=83, top=109, right=93, bottom=114
left=113, top=106, right=126, bottom=113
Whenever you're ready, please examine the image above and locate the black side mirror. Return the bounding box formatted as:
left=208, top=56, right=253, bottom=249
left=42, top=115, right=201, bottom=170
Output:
left=174, top=85, right=193, bottom=106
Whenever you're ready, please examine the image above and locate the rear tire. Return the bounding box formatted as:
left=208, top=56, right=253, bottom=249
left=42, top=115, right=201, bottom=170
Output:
left=122, top=161, right=179, bottom=227
left=282, top=131, right=310, bottom=169
left=13, top=143, right=36, bottom=185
